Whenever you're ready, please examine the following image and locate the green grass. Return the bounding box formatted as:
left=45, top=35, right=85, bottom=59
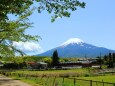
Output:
left=11, top=75, right=115, bottom=86
left=11, top=68, right=88, bottom=77
left=1, top=68, right=115, bottom=86
left=78, top=75, right=115, bottom=83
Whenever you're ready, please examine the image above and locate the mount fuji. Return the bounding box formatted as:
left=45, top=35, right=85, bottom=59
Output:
left=38, top=38, right=115, bottom=58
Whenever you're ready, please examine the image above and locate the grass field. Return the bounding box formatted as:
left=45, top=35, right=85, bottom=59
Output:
left=10, top=74, right=115, bottom=86
left=9, top=68, right=89, bottom=77
left=1, top=68, right=115, bottom=86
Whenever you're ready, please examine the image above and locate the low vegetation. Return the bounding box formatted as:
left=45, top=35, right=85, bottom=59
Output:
left=1, top=68, right=115, bottom=86
left=0, top=53, right=115, bottom=86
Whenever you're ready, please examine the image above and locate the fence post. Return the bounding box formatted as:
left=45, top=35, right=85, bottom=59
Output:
left=102, top=80, right=104, bottom=86
left=96, top=81, right=98, bottom=86
left=74, top=78, right=76, bottom=86
left=62, top=77, right=65, bottom=86
left=90, top=80, right=92, bottom=86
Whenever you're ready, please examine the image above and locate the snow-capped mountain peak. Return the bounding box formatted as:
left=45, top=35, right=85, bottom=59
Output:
left=38, top=38, right=115, bottom=58
left=61, top=38, right=84, bottom=46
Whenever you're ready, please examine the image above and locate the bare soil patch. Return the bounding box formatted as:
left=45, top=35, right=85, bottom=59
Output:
left=0, top=75, right=32, bottom=86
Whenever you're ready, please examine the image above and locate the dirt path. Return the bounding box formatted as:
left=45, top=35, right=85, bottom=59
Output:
left=0, top=75, right=32, bottom=86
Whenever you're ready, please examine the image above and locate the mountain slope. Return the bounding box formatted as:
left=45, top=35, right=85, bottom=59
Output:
left=38, top=38, right=115, bottom=58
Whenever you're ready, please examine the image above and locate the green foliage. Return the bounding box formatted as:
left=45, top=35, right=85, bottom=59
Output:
left=43, top=57, right=52, bottom=67
left=113, top=53, right=115, bottom=63
left=36, top=0, right=86, bottom=22
left=1, top=56, right=49, bottom=69
left=0, top=0, right=33, bottom=20
left=0, top=10, right=39, bottom=57
left=60, top=58, right=79, bottom=62
left=22, top=56, right=45, bottom=62
left=103, top=55, right=109, bottom=64
left=0, top=0, right=85, bottom=57
left=1, top=56, right=51, bottom=64
left=96, top=56, right=104, bottom=69
left=97, top=53, right=115, bottom=68
left=0, top=0, right=85, bottom=22
left=108, top=53, right=114, bottom=68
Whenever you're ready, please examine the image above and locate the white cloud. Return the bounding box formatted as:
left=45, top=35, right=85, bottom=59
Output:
left=13, top=41, right=44, bottom=55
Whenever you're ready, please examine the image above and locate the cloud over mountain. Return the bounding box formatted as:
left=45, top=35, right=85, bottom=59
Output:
left=13, top=41, right=43, bottom=55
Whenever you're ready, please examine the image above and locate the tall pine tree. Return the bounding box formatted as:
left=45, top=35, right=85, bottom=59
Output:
left=52, top=50, right=59, bottom=67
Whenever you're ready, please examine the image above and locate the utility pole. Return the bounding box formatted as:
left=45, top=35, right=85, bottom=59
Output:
left=85, top=54, right=87, bottom=60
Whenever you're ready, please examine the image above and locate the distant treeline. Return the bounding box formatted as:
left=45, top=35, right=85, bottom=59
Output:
left=0, top=52, right=115, bottom=69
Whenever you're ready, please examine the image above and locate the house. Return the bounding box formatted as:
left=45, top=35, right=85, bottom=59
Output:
left=27, top=62, right=47, bottom=69
left=27, top=62, right=38, bottom=69
left=58, top=59, right=100, bottom=69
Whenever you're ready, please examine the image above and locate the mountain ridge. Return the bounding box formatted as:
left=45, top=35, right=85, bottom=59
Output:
left=37, top=38, right=115, bottom=58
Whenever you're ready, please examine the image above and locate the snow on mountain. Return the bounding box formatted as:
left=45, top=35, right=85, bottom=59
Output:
left=61, top=38, right=84, bottom=46
left=38, top=38, right=115, bottom=58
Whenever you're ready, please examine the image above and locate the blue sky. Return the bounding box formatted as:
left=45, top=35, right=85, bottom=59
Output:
left=13, top=0, right=115, bottom=55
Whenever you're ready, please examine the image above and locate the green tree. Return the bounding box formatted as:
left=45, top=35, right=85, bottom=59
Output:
left=52, top=50, right=59, bottom=67
left=0, top=10, right=38, bottom=57
left=112, top=53, right=115, bottom=63
left=96, top=56, right=103, bottom=69
left=0, top=0, right=85, bottom=57
left=108, top=53, right=114, bottom=68
left=43, top=57, right=52, bottom=67
left=103, top=55, right=109, bottom=64
left=0, top=0, right=85, bottom=22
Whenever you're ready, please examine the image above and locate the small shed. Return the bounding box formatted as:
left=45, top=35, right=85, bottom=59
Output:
left=37, top=62, right=48, bottom=69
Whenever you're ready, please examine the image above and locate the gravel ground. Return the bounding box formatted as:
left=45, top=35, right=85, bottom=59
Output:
left=0, top=75, right=32, bottom=86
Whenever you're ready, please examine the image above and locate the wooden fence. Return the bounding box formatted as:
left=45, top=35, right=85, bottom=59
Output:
left=67, top=77, right=115, bottom=86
